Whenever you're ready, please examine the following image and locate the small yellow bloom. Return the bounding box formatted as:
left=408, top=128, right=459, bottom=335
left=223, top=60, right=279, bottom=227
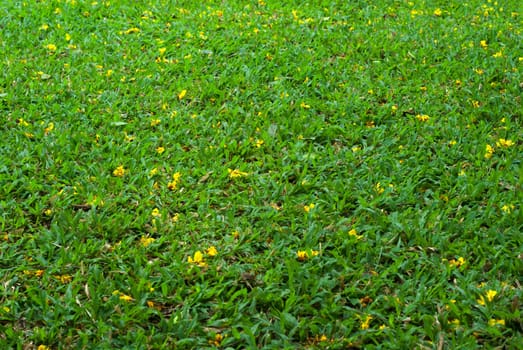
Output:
left=296, top=250, right=318, bottom=261
left=124, top=27, right=140, bottom=34
left=188, top=251, right=207, bottom=267
left=151, top=208, right=161, bottom=217
left=45, top=43, right=57, bottom=51
left=296, top=251, right=308, bottom=261
left=156, top=146, right=165, bottom=154
left=44, top=122, right=54, bottom=134
left=65, top=33, right=71, bottom=41
left=209, top=333, right=224, bottom=346
left=159, top=47, right=166, bottom=56
left=300, top=101, right=311, bottom=109
left=433, top=8, right=442, bottom=16
left=448, top=257, right=465, bottom=268
left=374, top=182, right=385, bottom=194
left=140, top=236, right=156, bottom=247
left=228, top=168, right=248, bottom=179
left=178, top=89, right=187, bottom=100
left=119, top=294, right=133, bottom=302
left=167, top=172, right=182, bottom=190
left=492, top=51, right=503, bottom=58
left=206, top=246, right=218, bottom=257
left=415, top=114, right=430, bottom=122
left=149, top=167, right=158, bottom=176
left=360, top=315, right=372, bottom=330
left=477, top=290, right=497, bottom=305
left=40, top=24, right=49, bottom=30
left=480, top=40, right=488, bottom=49
left=496, top=138, right=514, bottom=148
left=349, top=228, right=363, bottom=240
left=37, top=346, right=50, bottom=350
left=304, top=203, right=315, bottom=213
left=55, top=274, right=72, bottom=283
left=501, top=204, right=514, bottom=213
left=150, top=118, right=161, bottom=127
left=112, top=165, right=125, bottom=177
left=488, top=318, right=505, bottom=326
left=484, top=144, right=494, bottom=159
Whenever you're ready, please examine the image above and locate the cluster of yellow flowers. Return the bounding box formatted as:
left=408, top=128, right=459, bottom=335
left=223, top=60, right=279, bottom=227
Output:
left=296, top=249, right=319, bottom=261
left=188, top=246, right=218, bottom=267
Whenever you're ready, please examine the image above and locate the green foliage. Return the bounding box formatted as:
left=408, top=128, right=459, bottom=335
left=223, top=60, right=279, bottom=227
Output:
left=1, top=0, right=521, bottom=348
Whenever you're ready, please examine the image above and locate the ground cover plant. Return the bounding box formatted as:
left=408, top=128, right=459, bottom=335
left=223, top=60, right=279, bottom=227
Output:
left=0, top=0, right=522, bottom=348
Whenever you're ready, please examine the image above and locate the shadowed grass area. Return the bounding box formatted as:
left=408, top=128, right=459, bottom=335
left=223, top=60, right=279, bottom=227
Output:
left=0, top=0, right=521, bottom=348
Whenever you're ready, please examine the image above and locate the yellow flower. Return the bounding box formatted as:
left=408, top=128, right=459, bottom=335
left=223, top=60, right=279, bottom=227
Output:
left=206, top=246, right=218, bottom=257
left=449, top=319, right=460, bottom=326
left=300, top=101, right=311, bottom=109
left=484, top=144, right=494, bottom=159
left=360, top=315, right=372, bottom=330
left=374, top=182, right=385, bottom=194
left=45, top=43, right=57, bottom=51
left=37, top=346, right=50, bottom=350
left=55, top=274, right=72, bottom=283
left=151, top=208, right=161, bottom=217
left=156, top=146, right=165, bottom=154
left=119, top=294, right=133, bottom=302
left=167, top=172, right=182, bottom=190
left=124, top=27, right=140, bottom=34
left=228, top=168, right=248, bottom=179
left=296, top=250, right=308, bottom=261
left=492, top=51, right=503, bottom=58
left=501, top=204, right=514, bottom=213
left=496, top=138, right=514, bottom=148
left=480, top=40, right=488, bottom=49
left=488, top=319, right=505, bottom=326
left=159, top=47, right=166, bottom=56
left=209, top=333, right=224, bottom=346
left=188, top=251, right=207, bottom=267
left=296, top=250, right=319, bottom=261
left=65, top=33, right=71, bottom=41
left=433, top=8, right=442, bottom=16
left=448, top=257, right=465, bottom=268
left=178, top=89, right=187, bottom=100
left=477, top=290, right=497, bottom=305
left=304, top=203, right=315, bottom=213
left=150, top=118, right=161, bottom=127
left=140, top=236, right=156, bottom=247
left=44, top=122, right=54, bottom=134
left=149, top=167, right=158, bottom=176
left=112, top=165, right=125, bottom=177
left=349, top=228, right=363, bottom=240
left=415, top=114, right=430, bottom=122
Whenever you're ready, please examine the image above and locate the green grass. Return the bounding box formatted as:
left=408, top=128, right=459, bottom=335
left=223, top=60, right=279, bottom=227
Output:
left=1, top=0, right=522, bottom=348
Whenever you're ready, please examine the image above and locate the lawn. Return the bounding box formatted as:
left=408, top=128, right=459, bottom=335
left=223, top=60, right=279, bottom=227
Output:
left=0, top=0, right=521, bottom=349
